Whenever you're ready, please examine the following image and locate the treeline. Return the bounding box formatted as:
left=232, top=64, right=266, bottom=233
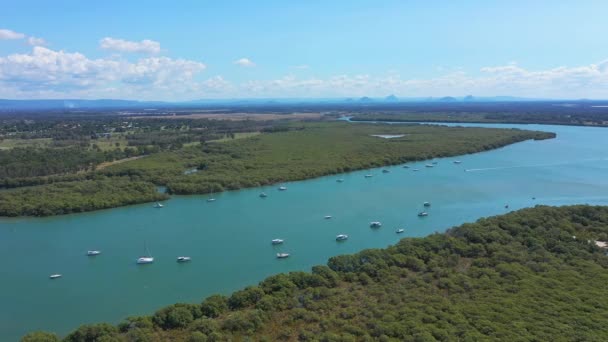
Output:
left=22, top=205, right=608, bottom=341
left=0, top=178, right=168, bottom=217
left=0, top=146, right=149, bottom=180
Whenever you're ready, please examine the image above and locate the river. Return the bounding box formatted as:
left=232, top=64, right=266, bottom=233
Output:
left=2, top=122, right=608, bottom=340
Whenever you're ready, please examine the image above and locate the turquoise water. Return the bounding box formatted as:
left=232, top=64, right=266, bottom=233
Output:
left=2, top=123, right=608, bottom=340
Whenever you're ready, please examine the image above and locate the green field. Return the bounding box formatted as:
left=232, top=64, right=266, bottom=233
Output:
left=0, top=138, right=53, bottom=150
left=23, top=205, right=608, bottom=341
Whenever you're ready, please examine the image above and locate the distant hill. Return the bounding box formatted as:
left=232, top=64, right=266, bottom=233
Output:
left=385, top=94, right=399, bottom=102
left=0, top=99, right=167, bottom=110
left=439, top=96, right=457, bottom=102
left=359, top=96, right=373, bottom=102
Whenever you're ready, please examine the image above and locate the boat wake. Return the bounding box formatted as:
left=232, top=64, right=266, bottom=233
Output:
left=465, top=158, right=608, bottom=173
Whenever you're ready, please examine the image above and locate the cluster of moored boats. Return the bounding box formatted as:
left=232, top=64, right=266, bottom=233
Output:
left=48, top=248, right=192, bottom=279
left=119, top=161, right=444, bottom=275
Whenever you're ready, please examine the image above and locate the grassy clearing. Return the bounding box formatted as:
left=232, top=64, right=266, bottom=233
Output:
left=0, top=138, right=52, bottom=150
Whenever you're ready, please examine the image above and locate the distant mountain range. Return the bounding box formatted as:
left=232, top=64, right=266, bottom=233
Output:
left=0, top=96, right=600, bottom=110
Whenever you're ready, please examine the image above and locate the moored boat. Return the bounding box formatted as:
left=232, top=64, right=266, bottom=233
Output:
left=336, top=234, right=348, bottom=241
left=137, top=242, right=154, bottom=264
left=418, top=212, right=428, bottom=217
left=87, top=250, right=101, bottom=256
left=396, top=228, right=405, bottom=234
left=49, top=274, right=62, bottom=279
left=425, top=164, right=434, bottom=168
left=278, top=186, right=287, bottom=191
left=271, top=239, right=284, bottom=245
left=259, top=192, right=268, bottom=198
left=370, top=221, right=382, bottom=228
left=423, top=202, right=431, bottom=207
left=382, top=169, right=390, bottom=173
left=324, top=215, right=332, bottom=219
left=153, top=202, right=164, bottom=208
left=364, top=174, right=373, bottom=178
left=137, top=256, right=154, bottom=264
left=177, top=256, right=191, bottom=262
left=454, top=160, right=462, bottom=164
left=336, top=179, right=344, bottom=183
left=276, top=253, right=290, bottom=259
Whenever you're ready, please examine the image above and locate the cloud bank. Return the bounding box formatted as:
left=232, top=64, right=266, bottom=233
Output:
left=1, top=32, right=607, bottom=100
left=99, top=37, right=161, bottom=54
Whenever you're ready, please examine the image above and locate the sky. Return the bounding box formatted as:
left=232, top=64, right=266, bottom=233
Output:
left=0, top=0, right=607, bottom=100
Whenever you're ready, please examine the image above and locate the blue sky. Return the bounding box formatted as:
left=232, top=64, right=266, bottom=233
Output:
left=1, top=0, right=607, bottom=100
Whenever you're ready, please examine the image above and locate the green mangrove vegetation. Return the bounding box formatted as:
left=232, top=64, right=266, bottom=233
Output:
left=0, top=122, right=554, bottom=216
left=0, top=179, right=168, bottom=217
left=22, top=205, right=608, bottom=341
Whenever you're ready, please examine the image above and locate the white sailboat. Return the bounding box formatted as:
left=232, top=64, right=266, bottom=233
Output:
left=153, top=202, right=164, bottom=208
left=87, top=250, right=101, bottom=256
left=336, top=234, right=348, bottom=241
left=137, top=242, right=154, bottom=264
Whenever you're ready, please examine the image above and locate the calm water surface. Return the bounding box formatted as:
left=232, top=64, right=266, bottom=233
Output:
left=2, top=123, right=608, bottom=340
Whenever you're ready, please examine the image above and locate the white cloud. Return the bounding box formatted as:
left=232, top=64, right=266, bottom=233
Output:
left=0, top=29, right=26, bottom=40
left=234, top=58, right=255, bottom=67
left=27, top=36, right=47, bottom=46
left=1, top=46, right=608, bottom=100
left=0, top=46, right=206, bottom=99
left=99, top=37, right=161, bottom=54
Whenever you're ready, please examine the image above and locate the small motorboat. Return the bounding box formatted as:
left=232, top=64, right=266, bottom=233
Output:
left=336, top=234, right=348, bottom=241
left=49, top=274, right=62, bottom=279
left=403, top=165, right=410, bottom=169
left=454, top=160, right=462, bottom=164
left=87, top=250, right=101, bottom=256
left=278, top=186, right=287, bottom=191
left=382, top=169, right=390, bottom=173
left=370, top=221, right=382, bottom=228
left=396, top=228, right=405, bottom=234
left=413, top=168, right=420, bottom=172
left=276, top=253, right=290, bottom=259
left=336, top=179, right=344, bottom=183
left=425, top=164, right=434, bottom=168
left=177, top=256, right=191, bottom=262
left=153, top=202, right=164, bottom=208
left=423, top=202, right=431, bottom=207
left=324, top=215, right=332, bottom=219
left=206, top=198, right=216, bottom=202
left=136, top=257, right=154, bottom=264
left=418, top=212, right=428, bottom=217
left=271, top=239, right=284, bottom=245
left=364, top=174, right=373, bottom=178
left=259, top=192, right=268, bottom=198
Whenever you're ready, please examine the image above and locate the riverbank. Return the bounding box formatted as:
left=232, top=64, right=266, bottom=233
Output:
left=0, top=122, right=554, bottom=217
left=349, top=113, right=608, bottom=127
left=24, top=205, right=608, bottom=341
